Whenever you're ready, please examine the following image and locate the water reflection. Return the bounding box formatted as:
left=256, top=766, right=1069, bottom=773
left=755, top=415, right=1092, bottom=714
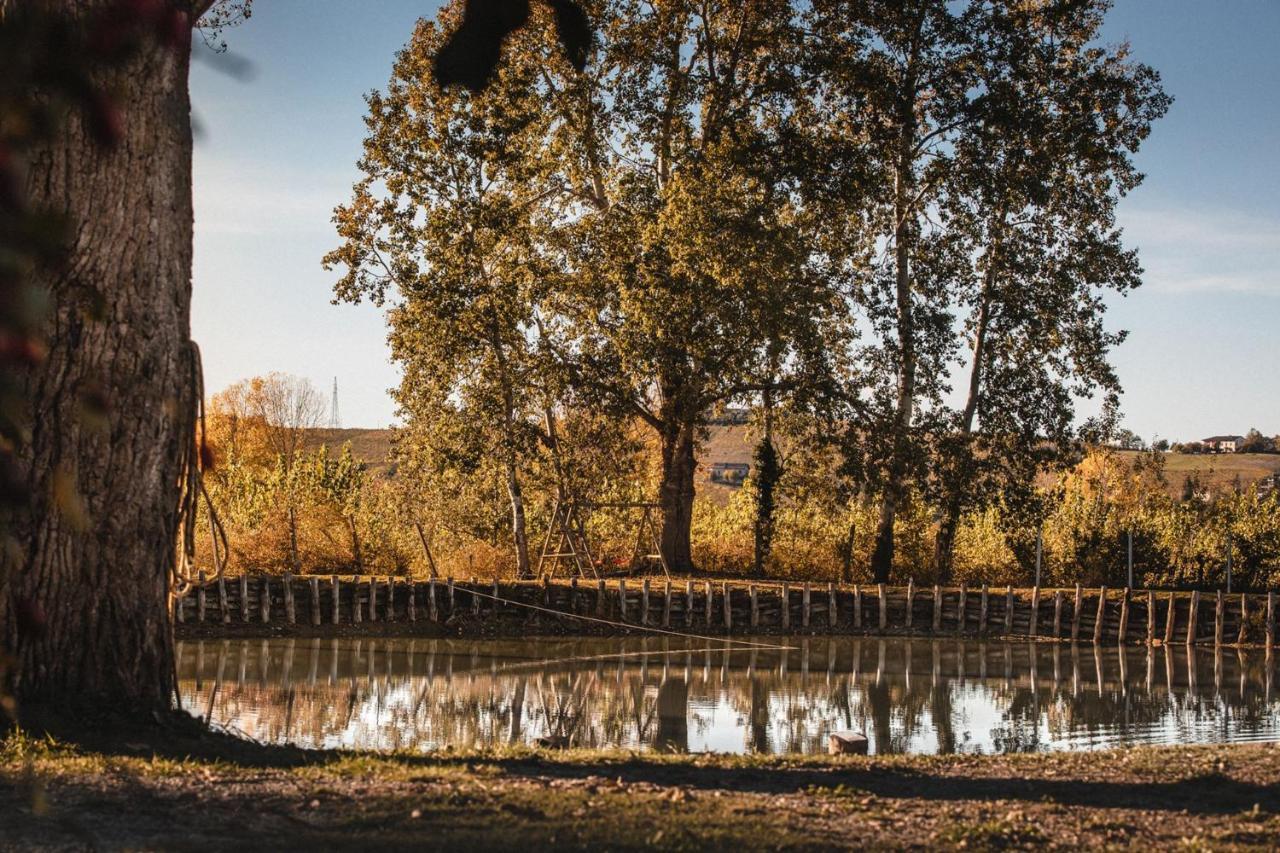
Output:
left=176, top=637, right=1280, bottom=756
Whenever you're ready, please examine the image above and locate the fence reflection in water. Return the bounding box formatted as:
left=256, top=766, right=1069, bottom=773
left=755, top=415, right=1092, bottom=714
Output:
left=176, top=637, right=1280, bottom=756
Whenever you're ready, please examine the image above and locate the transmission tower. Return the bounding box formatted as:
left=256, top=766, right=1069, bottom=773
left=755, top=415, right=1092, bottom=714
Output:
left=330, top=377, right=341, bottom=429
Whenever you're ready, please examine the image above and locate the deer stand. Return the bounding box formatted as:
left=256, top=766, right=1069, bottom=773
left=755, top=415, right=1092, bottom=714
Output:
left=536, top=497, right=599, bottom=579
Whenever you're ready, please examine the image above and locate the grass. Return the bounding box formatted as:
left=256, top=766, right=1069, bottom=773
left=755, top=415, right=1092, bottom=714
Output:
left=5, top=721, right=1280, bottom=850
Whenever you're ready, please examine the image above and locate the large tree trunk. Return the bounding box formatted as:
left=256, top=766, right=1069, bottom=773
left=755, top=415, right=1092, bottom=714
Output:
left=870, top=151, right=917, bottom=584
left=657, top=420, right=697, bottom=573
left=1, top=11, right=194, bottom=715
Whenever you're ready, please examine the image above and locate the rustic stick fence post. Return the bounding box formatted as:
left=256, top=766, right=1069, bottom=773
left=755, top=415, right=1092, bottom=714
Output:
left=878, top=583, right=887, bottom=630
left=685, top=580, right=694, bottom=627
left=331, top=576, right=341, bottom=624
left=283, top=573, right=296, bottom=625
left=1071, top=584, right=1082, bottom=642
left=1028, top=586, right=1040, bottom=638
left=1118, top=588, right=1130, bottom=644
left=1005, top=588, right=1014, bottom=635
left=723, top=583, right=732, bottom=631
left=905, top=578, right=914, bottom=629
left=448, top=577, right=456, bottom=613
left=781, top=583, right=790, bottom=630
left=428, top=578, right=438, bottom=622
left=1144, top=590, right=1154, bottom=645
left=1238, top=593, right=1249, bottom=646
left=750, top=585, right=759, bottom=627
left=1214, top=590, right=1224, bottom=648
left=828, top=583, right=838, bottom=627
left=407, top=579, right=417, bottom=623
left=641, top=578, right=651, bottom=626
left=802, top=583, right=811, bottom=628
left=196, top=571, right=206, bottom=623
left=957, top=584, right=968, bottom=634
left=1163, top=592, right=1176, bottom=645
left=260, top=576, right=271, bottom=623
left=979, top=584, right=989, bottom=635
left=310, top=576, right=321, bottom=626
left=1093, top=587, right=1106, bottom=644
left=704, top=581, right=714, bottom=626
left=1266, top=591, right=1275, bottom=657
left=218, top=575, right=229, bottom=624
left=367, top=577, right=377, bottom=622
left=352, top=577, right=361, bottom=624
left=1053, top=591, right=1063, bottom=639
left=1185, top=590, right=1200, bottom=646
left=932, top=585, right=942, bottom=632
left=240, top=574, right=250, bottom=623
left=853, top=584, right=862, bottom=629
left=663, top=581, right=672, bottom=628
left=618, top=579, right=628, bottom=622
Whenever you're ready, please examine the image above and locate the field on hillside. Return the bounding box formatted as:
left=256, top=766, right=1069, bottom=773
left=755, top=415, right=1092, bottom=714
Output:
left=300, top=425, right=1280, bottom=498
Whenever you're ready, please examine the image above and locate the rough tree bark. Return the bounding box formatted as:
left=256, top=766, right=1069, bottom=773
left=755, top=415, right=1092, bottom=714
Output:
left=657, top=420, right=697, bottom=573
left=0, top=4, right=196, bottom=715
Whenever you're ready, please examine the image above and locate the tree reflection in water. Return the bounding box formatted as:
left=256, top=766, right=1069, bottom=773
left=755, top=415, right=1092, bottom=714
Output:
left=175, top=637, right=1280, bottom=756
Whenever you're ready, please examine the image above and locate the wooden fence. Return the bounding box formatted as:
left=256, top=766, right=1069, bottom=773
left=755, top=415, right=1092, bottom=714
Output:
left=174, top=575, right=1278, bottom=650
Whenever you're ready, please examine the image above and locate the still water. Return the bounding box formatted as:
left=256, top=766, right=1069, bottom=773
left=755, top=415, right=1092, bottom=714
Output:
left=176, top=637, right=1280, bottom=756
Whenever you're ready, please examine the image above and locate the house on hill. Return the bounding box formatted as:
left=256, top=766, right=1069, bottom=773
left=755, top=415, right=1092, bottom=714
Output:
left=1202, top=435, right=1244, bottom=453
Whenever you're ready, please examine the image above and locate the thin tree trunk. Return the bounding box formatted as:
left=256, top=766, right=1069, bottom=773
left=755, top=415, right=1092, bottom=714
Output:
left=288, top=504, right=301, bottom=573
left=1, top=7, right=194, bottom=714
left=658, top=420, right=697, bottom=573
left=752, top=385, right=779, bottom=578
left=934, top=238, right=999, bottom=583
left=413, top=521, right=439, bottom=578
left=870, top=140, right=918, bottom=584
left=505, top=456, right=531, bottom=579
left=347, top=515, right=363, bottom=573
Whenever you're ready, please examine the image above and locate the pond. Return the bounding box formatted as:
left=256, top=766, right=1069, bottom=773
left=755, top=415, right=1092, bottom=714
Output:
left=176, top=636, right=1280, bottom=756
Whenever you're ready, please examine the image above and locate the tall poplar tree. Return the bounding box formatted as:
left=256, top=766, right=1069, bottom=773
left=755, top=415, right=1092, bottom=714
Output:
left=326, top=15, right=556, bottom=578
left=930, top=0, right=1169, bottom=581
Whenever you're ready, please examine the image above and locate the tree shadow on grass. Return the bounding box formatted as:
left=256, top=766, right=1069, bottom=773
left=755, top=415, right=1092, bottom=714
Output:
left=14, top=708, right=1280, bottom=820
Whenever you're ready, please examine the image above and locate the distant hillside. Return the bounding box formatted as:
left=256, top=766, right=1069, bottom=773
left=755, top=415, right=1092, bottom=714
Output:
left=297, top=425, right=1280, bottom=497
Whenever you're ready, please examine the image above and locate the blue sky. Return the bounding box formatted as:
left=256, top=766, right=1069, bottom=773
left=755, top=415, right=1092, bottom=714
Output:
left=190, top=0, right=1280, bottom=441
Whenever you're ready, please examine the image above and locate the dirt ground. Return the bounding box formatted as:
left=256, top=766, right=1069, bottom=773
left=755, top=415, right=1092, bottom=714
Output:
left=3, top=720, right=1280, bottom=851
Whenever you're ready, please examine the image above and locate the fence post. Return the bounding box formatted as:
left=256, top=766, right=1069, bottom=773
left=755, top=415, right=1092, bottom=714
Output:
left=802, top=583, right=811, bottom=628
left=932, top=585, right=942, bottom=632
left=853, top=584, right=862, bottom=629
left=1092, top=587, right=1106, bottom=644
left=979, top=584, right=989, bottom=635
left=1214, top=590, right=1224, bottom=648
left=905, top=578, right=914, bottom=629
left=260, top=576, right=271, bottom=623
left=1238, top=593, right=1249, bottom=646
left=283, top=572, right=296, bottom=625
left=1185, top=590, right=1200, bottom=646
left=828, top=583, right=838, bottom=628
left=1266, top=591, right=1275, bottom=657
left=1028, top=586, right=1040, bottom=638
left=641, top=579, right=650, bottom=626
left=878, top=583, right=887, bottom=630
left=195, top=571, right=205, bottom=623
left=218, top=575, right=229, bottom=624
left=750, top=585, right=759, bottom=627
left=331, top=575, right=340, bottom=624
left=781, top=583, right=790, bottom=631
left=240, top=574, right=249, bottom=623
left=1071, top=584, right=1082, bottom=642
